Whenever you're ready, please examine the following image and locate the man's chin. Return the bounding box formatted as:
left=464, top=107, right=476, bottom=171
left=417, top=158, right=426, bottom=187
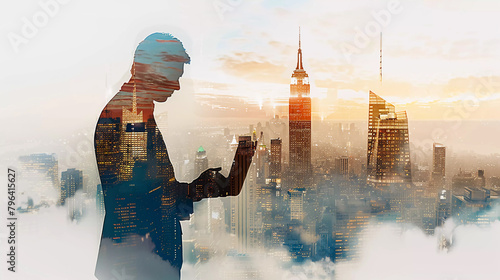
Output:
left=154, top=95, right=172, bottom=103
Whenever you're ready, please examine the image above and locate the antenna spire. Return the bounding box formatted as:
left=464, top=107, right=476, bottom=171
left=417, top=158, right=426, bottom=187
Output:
left=296, top=27, right=303, bottom=70
left=299, top=26, right=301, bottom=49
left=379, top=32, right=383, bottom=84
left=132, top=62, right=137, bottom=114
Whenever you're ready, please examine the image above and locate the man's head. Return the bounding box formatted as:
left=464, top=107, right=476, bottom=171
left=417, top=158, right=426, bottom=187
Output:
left=133, top=33, right=190, bottom=102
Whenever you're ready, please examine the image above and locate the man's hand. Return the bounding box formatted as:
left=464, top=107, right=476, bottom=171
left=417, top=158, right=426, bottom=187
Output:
left=188, top=167, right=228, bottom=201
left=187, top=136, right=257, bottom=201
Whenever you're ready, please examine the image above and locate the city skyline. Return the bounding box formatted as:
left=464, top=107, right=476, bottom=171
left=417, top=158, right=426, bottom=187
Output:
left=4, top=1, right=500, bottom=153
left=3, top=1, right=500, bottom=279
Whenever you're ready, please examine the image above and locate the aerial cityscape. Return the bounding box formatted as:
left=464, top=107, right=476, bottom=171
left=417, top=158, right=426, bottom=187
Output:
left=7, top=32, right=500, bottom=279
left=2, top=1, right=500, bottom=279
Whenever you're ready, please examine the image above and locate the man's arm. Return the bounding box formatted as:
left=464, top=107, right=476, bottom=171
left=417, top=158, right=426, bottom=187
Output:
left=186, top=136, right=256, bottom=201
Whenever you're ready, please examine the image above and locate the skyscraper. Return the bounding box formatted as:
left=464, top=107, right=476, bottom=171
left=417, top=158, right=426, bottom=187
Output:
left=367, top=92, right=394, bottom=177
left=60, top=168, right=83, bottom=205
left=270, top=138, right=282, bottom=183
left=96, top=184, right=105, bottom=218
left=256, top=138, right=268, bottom=185
left=120, top=75, right=147, bottom=182
left=60, top=168, right=84, bottom=220
left=289, top=188, right=305, bottom=222
left=437, top=189, right=450, bottom=227
left=367, top=91, right=411, bottom=188
left=193, top=146, right=210, bottom=234
left=431, top=143, right=446, bottom=187
left=194, top=146, right=208, bottom=176
left=289, top=31, right=312, bottom=188
left=95, top=116, right=121, bottom=186
left=229, top=136, right=258, bottom=253
left=335, top=156, right=349, bottom=179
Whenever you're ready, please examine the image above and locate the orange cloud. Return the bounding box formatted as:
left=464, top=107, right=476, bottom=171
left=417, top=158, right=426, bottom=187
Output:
left=218, top=52, right=289, bottom=84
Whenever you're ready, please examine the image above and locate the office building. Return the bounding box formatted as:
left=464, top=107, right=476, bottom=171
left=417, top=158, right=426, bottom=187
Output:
left=366, top=92, right=411, bottom=188
left=289, top=32, right=312, bottom=188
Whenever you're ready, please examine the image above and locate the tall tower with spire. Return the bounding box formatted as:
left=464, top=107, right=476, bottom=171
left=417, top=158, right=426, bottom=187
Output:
left=120, top=62, right=147, bottom=181
left=288, top=28, right=312, bottom=188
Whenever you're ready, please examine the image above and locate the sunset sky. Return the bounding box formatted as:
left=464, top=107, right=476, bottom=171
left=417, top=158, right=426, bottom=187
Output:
left=3, top=3, right=500, bottom=279
left=2, top=0, right=500, bottom=145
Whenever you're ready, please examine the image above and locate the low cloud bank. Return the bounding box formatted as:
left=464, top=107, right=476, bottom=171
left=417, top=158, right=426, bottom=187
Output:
left=1, top=203, right=500, bottom=279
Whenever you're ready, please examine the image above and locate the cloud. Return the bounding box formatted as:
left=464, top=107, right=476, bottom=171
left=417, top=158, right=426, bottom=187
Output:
left=295, top=226, right=320, bottom=245
left=182, top=218, right=500, bottom=280
left=315, top=77, right=414, bottom=94
left=96, top=237, right=179, bottom=280
left=444, top=76, right=500, bottom=96
left=0, top=203, right=100, bottom=280
left=2, top=198, right=500, bottom=280
left=336, top=219, right=500, bottom=280
left=218, top=52, right=289, bottom=84
left=388, top=38, right=500, bottom=61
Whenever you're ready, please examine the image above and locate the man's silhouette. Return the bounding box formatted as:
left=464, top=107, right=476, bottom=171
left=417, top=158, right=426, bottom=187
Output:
left=94, top=33, right=256, bottom=280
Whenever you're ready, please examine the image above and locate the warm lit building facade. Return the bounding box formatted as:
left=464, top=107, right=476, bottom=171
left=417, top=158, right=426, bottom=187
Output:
left=367, top=91, right=411, bottom=188
left=289, top=34, right=312, bottom=189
